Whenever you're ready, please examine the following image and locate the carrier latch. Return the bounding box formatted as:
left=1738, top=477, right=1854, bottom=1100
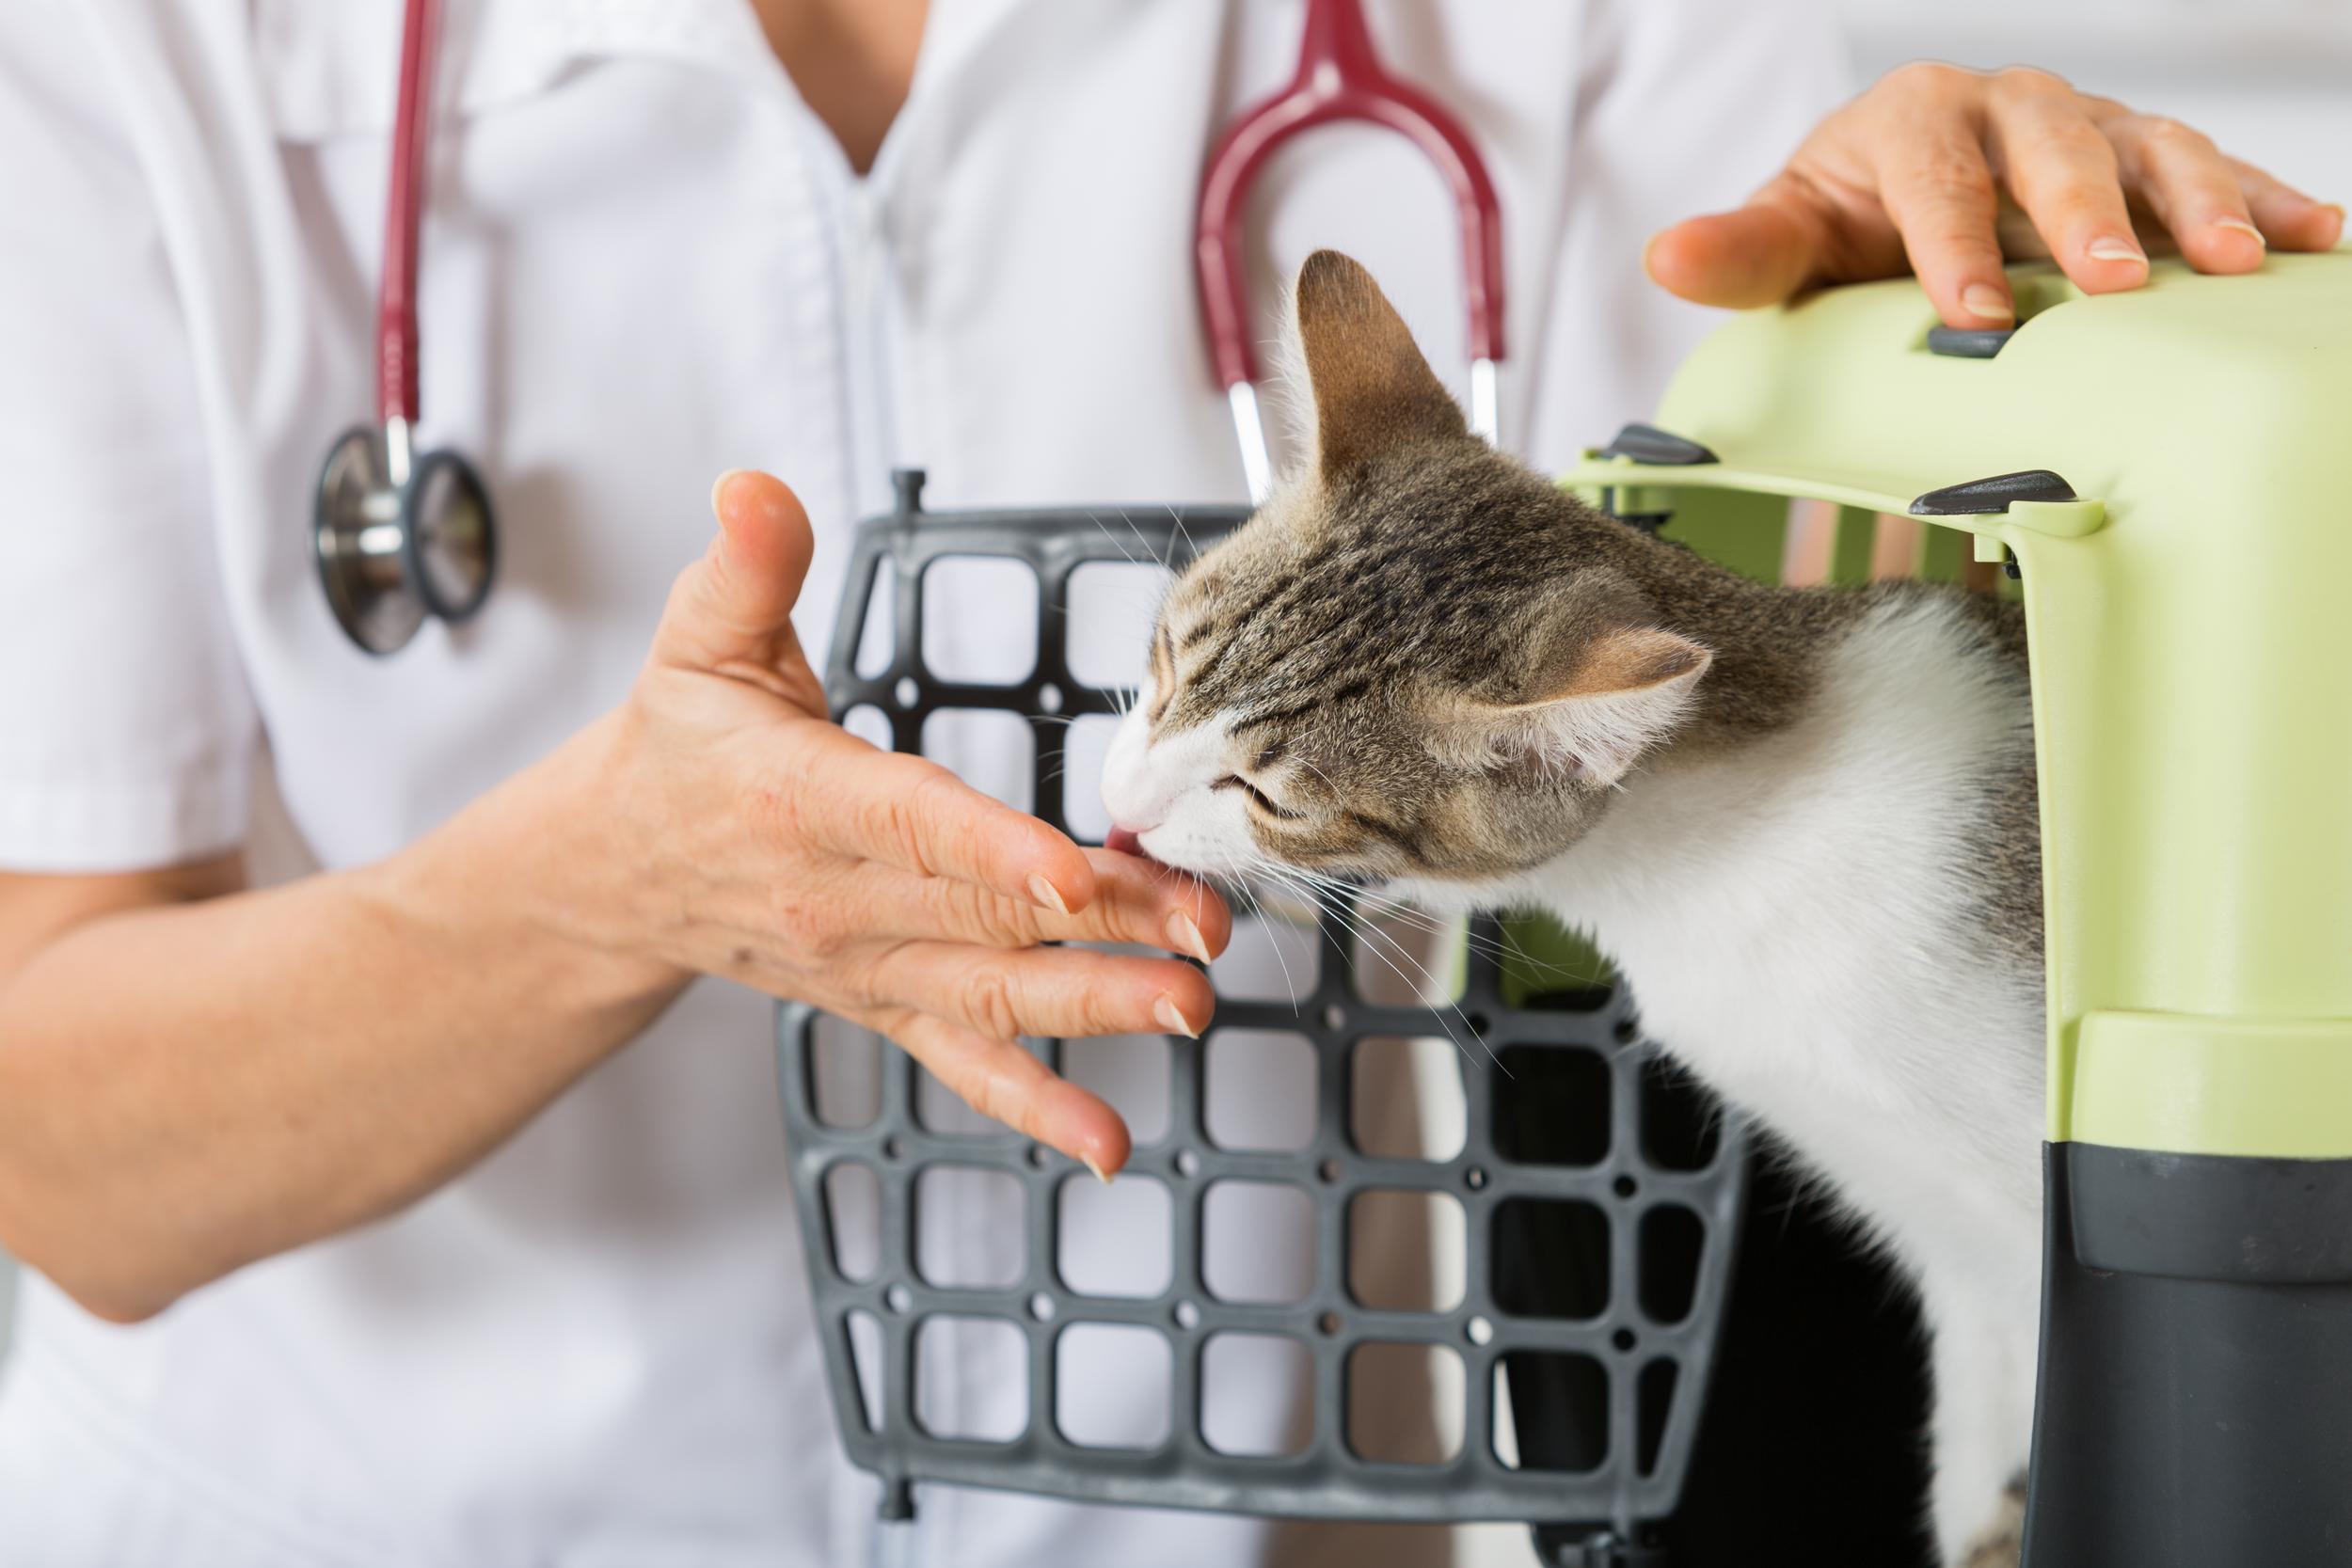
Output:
left=1908, top=469, right=2077, bottom=516
left=1926, top=325, right=2017, bottom=358
left=1597, top=423, right=1720, bottom=467
left=1595, top=424, right=1719, bottom=533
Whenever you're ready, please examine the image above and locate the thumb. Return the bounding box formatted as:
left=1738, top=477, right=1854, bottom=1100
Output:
left=1644, top=200, right=1822, bottom=309
left=653, top=469, right=818, bottom=673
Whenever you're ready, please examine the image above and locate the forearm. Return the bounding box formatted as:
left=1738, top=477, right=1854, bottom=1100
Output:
left=0, top=733, right=683, bottom=1321
left=0, top=470, right=1228, bottom=1321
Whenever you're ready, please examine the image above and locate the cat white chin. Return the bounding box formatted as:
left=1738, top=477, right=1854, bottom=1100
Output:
left=1100, top=705, right=1259, bottom=876
left=1134, top=803, right=1259, bottom=879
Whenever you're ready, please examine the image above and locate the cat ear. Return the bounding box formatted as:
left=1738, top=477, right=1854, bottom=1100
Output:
left=1430, top=626, right=1712, bottom=786
left=1292, top=249, right=1468, bottom=480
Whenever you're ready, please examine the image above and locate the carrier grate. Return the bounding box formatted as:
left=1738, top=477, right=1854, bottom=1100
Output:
left=776, top=471, right=1749, bottom=1550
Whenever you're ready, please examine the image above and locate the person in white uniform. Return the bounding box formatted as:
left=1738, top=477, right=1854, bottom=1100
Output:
left=0, top=2, right=2333, bottom=1563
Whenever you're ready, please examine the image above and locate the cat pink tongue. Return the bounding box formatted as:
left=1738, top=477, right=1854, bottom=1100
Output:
left=1104, top=826, right=1144, bottom=857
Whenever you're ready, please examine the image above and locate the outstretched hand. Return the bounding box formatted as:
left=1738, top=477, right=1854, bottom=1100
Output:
left=565, top=470, right=1226, bottom=1177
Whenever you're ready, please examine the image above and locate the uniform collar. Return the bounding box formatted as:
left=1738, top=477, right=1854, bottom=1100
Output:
left=259, top=0, right=1060, bottom=137
left=483, top=0, right=1053, bottom=198
left=516, top=0, right=1053, bottom=103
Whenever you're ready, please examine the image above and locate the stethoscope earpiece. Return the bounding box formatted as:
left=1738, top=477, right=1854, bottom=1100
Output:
left=313, top=421, right=497, bottom=656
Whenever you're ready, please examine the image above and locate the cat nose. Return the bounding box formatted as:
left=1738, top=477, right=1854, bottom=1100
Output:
left=1105, top=825, right=1145, bottom=856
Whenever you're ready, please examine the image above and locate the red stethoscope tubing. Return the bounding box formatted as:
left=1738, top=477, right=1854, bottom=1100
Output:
left=1194, top=0, right=1504, bottom=449
left=379, top=0, right=439, bottom=428
left=381, top=0, right=1500, bottom=467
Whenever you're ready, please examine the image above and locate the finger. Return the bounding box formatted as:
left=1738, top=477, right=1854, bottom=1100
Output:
left=1874, top=112, right=2017, bottom=326
left=880, top=1008, right=1132, bottom=1176
left=2225, top=157, right=2345, bottom=253
left=1080, top=848, right=1232, bottom=963
left=1023, top=849, right=1231, bottom=960
left=1644, top=198, right=1825, bottom=309
left=864, top=849, right=1233, bottom=959
left=796, top=729, right=1098, bottom=914
left=861, top=941, right=1216, bottom=1046
left=2103, top=114, right=2263, bottom=274
left=653, top=470, right=818, bottom=674
left=1982, top=75, right=2148, bottom=294
left=1990, top=101, right=2148, bottom=284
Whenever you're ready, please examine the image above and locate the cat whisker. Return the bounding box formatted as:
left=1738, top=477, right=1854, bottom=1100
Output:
left=1292, top=875, right=1514, bottom=1069
left=1242, top=867, right=1334, bottom=1019
left=1280, top=862, right=1574, bottom=979
left=1272, top=866, right=1543, bottom=974
left=1304, top=904, right=1490, bottom=1076
left=1217, top=874, right=1306, bottom=1008
left=1162, top=504, right=1203, bottom=575
left=1086, top=511, right=1148, bottom=571
left=1120, top=508, right=1176, bottom=577
left=1247, top=859, right=1503, bottom=1077
left=1327, top=894, right=1509, bottom=1079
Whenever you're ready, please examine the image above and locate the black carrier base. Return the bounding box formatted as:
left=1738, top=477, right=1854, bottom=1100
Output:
left=2025, top=1141, right=2352, bottom=1567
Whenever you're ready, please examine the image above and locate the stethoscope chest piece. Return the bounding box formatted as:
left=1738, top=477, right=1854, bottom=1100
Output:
left=313, top=421, right=496, bottom=656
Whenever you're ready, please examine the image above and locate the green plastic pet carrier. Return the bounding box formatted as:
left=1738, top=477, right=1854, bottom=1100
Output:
left=1562, top=250, right=2352, bottom=1567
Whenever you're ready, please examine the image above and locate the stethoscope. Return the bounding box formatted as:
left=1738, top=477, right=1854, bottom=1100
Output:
left=313, top=0, right=495, bottom=656
left=311, top=0, right=1498, bottom=652
left=1198, top=0, right=1504, bottom=499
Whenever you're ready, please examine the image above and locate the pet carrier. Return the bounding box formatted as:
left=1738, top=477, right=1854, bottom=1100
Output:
left=1560, top=250, right=2352, bottom=1567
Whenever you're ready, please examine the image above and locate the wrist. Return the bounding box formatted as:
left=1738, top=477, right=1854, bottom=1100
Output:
left=366, top=711, right=691, bottom=1022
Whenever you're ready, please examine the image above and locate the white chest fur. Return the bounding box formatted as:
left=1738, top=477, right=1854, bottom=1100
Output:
left=1410, top=596, right=2051, bottom=1559
left=1430, top=594, right=2048, bottom=1559
left=1459, top=597, right=2047, bottom=1243
left=1421, top=596, right=2051, bottom=1560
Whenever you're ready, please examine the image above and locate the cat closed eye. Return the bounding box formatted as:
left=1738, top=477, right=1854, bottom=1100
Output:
left=1214, top=774, right=1301, bottom=820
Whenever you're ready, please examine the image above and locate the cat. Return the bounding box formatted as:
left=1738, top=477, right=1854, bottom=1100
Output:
left=1101, top=250, right=2045, bottom=1568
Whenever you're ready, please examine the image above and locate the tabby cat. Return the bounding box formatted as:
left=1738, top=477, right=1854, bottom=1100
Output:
left=1101, top=251, right=2044, bottom=1567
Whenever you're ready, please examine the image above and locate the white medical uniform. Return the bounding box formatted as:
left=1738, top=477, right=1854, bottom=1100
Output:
left=0, top=1, right=1844, bottom=1562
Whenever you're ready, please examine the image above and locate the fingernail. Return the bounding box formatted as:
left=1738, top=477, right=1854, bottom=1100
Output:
left=2086, top=236, right=2148, bottom=265
left=1167, top=911, right=1213, bottom=965
left=1026, top=874, right=1068, bottom=915
left=710, top=468, right=752, bottom=515
left=1081, top=1154, right=1114, bottom=1186
left=1960, top=284, right=2013, bottom=323
left=2211, top=217, right=2266, bottom=246
left=2324, top=203, right=2346, bottom=224
left=1152, top=995, right=1200, bottom=1038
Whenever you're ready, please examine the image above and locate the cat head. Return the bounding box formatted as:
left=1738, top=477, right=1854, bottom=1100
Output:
left=1099, top=250, right=1712, bottom=886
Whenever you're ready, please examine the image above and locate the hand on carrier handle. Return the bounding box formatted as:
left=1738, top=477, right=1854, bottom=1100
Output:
left=1647, top=63, right=2344, bottom=330
left=550, top=470, right=1227, bottom=1179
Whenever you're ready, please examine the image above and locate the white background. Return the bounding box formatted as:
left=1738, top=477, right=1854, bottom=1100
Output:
left=4, top=0, right=2349, bottom=1553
